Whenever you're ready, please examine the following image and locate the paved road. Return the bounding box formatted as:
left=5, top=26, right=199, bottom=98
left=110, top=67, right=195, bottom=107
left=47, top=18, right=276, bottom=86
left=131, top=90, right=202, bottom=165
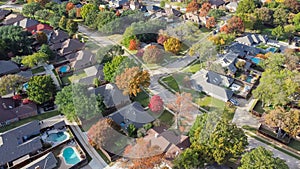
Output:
left=247, top=136, right=300, bottom=169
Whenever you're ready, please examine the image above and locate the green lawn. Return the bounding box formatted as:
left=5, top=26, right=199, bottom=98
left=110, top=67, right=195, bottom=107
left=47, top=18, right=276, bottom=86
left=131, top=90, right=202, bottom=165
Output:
left=61, top=74, right=72, bottom=85
left=67, top=71, right=87, bottom=83
left=253, top=100, right=265, bottom=114
left=161, top=76, right=180, bottom=93
left=183, top=60, right=206, bottom=74
left=158, top=110, right=174, bottom=127
left=31, top=66, right=45, bottom=74
left=0, top=110, right=60, bottom=133
left=195, top=96, right=225, bottom=112
left=133, top=90, right=150, bottom=107
left=288, top=139, right=300, bottom=151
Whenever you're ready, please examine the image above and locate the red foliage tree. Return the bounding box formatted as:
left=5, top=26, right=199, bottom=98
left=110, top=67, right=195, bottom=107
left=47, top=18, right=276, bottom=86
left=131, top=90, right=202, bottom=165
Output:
left=157, top=35, right=168, bottom=45
left=148, top=95, right=164, bottom=113
left=66, top=2, right=75, bottom=12
left=186, top=0, right=200, bottom=13
left=199, top=2, right=211, bottom=17
left=226, top=16, right=245, bottom=34
left=129, top=39, right=139, bottom=50
left=220, top=25, right=229, bottom=33
left=136, top=49, right=144, bottom=57
left=206, top=16, right=216, bottom=29
left=116, top=10, right=121, bottom=17
left=142, top=45, right=164, bottom=64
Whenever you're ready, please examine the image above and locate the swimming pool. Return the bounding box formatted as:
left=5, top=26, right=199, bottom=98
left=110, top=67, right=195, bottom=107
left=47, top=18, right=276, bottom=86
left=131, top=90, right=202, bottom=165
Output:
left=266, top=47, right=277, bottom=53
left=246, top=76, right=253, bottom=83
left=62, top=147, right=81, bottom=165
left=59, top=65, right=69, bottom=73
left=23, top=83, right=29, bottom=90
left=251, top=57, right=261, bottom=64
left=46, top=132, right=68, bottom=143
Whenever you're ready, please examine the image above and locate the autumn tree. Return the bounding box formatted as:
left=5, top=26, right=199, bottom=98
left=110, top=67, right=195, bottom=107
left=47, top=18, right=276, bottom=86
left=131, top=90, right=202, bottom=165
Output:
left=27, top=75, right=56, bottom=104
left=88, top=118, right=121, bottom=148
left=157, top=35, right=168, bottom=45
left=66, top=19, right=78, bottom=35
left=36, top=31, right=47, bottom=44
left=128, top=39, right=139, bottom=50
left=142, top=45, right=163, bottom=64
left=34, top=0, right=49, bottom=6
left=168, top=92, right=197, bottom=129
left=199, top=2, right=211, bottom=17
left=283, top=0, right=300, bottom=13
left=226, top=16, right=245, bottom=34
left=66, top=2, right=75, bottom=12
left=284, top=49, right=299, bottom=70
left=239, top=146, right=289, bottom=169
left=186, top=0, right=200, bottom=13
left=163, top=37, right=182, bottom=54
left=148, top=95, right=164, bottom=113
left=115, top=67, right=150, bottom=96
left=205, top=17, right=216, bottom=29
left=0, top=75, right=26, bottom=95
left=264, top=107, right=300, bottom=137
left=272, top=25, right=284, bottom=40
left=254, top=7, right=273, bottom=24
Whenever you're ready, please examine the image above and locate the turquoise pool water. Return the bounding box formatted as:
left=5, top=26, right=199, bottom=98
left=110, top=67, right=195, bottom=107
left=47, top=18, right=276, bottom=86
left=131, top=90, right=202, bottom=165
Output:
left=60, top=65, right=69, bottom=73
left=267, top=47, right=277, bottom=53
left=246, top=76, right=253, bottom=83
left=62, top=147, right=81, bottom=165
left=47, top=132, right=67, bottom=143
left=23, top=83, right=29, bottom=90
left=251, top=57, right=261, bottom=64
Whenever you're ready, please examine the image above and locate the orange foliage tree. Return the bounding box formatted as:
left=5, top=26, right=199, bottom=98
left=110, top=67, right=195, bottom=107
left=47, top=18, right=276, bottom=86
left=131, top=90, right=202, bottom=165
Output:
left=115, top=67, right=150, bottom=96
left=186, top=0, right=200, bottom=13
left=129, top=39, right=139, bottom=50
left=226, top=16, right=245, bottom=34
left=199, top=2, right=211, bottom=17
left=66, top=2, right=75, bottom=12
left=157, top=35, right=169, bottom=45
left=163, top=37, right=182, bottom=54
left=206, top=17, right=216, bottom=29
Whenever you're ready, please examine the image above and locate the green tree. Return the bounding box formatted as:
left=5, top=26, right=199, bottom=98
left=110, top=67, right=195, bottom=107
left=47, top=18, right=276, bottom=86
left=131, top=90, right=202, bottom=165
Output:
left=127, top=124, right=136, bottom=137
left=39, top=44, right=55, bottom=60
left=34, top=9, right=50, bottom=20
left=273, top=7, right=288, bottom=26
left=93, top=78, right=101, bottom=87
left=59, top=16, right=67, bottom=30
left=239, top=146, right=289, bottom=169
left=160, top=0, right=166, bottom=7
left=173, top=148, right=204, bottom=169
left=103, top=56, right=126, bottom=82
left=55, top=85, right=76, bottom=121
left=11, top=56, right=23, bottom=65
left=22, top=2, right=42, bottom=18
left=27, top=75, right=56, bottom=104
left=96, top=45, right=124, bottom=64
left=81, top=4, right=97, bottom=19
left=84, top=10, right=98, bottom=28
left=96, top=11, right=116, bottom=30
left=208, top=9, right=225, bottom=20
left=236, top=0, right=260, bottom=14
left=0, top=75, right=26, bottom=95
left=66, top=19, right=78, bottom=35
left=0, top=25, right=34, bottom=56
left=21, top=52, right=48, bottom=68
left=272, top=25, right=284, bottom=40
left=68, top=8, right=77, bottom=19
left=254, top=7, right=273, bottom=24
left=49, top=16, right=61, bottom=28
left=293, top=12, right=300, bottom=31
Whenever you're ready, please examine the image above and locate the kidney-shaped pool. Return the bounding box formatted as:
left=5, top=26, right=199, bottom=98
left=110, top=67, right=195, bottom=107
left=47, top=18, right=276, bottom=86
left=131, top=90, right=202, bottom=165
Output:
left=62, top=147, right=81, bottom=165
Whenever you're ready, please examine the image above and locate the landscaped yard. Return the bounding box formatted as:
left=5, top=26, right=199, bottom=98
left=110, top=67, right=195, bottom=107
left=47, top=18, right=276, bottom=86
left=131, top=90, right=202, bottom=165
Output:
left=133, top=90, right=150, bottom=107
left=31, top=66, right=45, bottom=74
left=61, top=71, right=87, bottom=84
left=0, top=110, right=61, bottom=133
left=85, top=40, right=100, bottom=54
left=288, top=139, right=300, bottom=151
left=160, top=75, right=180, bottom=93
left=183, top=60, right=206, bottom=74
left=158, top=110, right=174, bottom=127
left=252, top=100, right=265, bottom=115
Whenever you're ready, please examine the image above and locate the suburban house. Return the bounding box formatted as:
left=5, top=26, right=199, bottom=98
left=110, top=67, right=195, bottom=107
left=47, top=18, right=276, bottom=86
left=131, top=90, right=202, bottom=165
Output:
left=76, top=64, right=104, bottom=86
left=13, top=18, right=39, bottom=29
left=48, top=29, right=69, bottom=45
left=209, top=0, right=225, bottom=9
left=0, top=9, right=12, bottom=20
left=66, top=50, right=96, bottom=70
left=183, top=13, right=201, bottom=24
left=91, top=83, right=131, bottom=109
left=0, top=97, right=38, bottom=127
left=228, top=42, right=263, bottom=57
left=58, top=39, right=85, bottom=56
left=108, top=0, right=129, bottom=8
left=165, top=7, right=182, bottom=17
left=109, top=102, right=155, bottom=129
left=1, top=13, right=24, bottom=25
left=235, top=34, right=268, bottom=46
left=215, top=51, right=239, bottom=75
left=17, top=70, right=33, bottom=80
left=226, top=1, right=238, bottom=12
left=0, top=121, right=42, bottom=168
left=129, top=0, right=141, bottom=10
left=26, top=23, right=53, bottom=34
left=191, top=69, right=234, bottom=102
left=20, top=152, right=58, bottom=169
left=0, top=60, right=20, bottom=77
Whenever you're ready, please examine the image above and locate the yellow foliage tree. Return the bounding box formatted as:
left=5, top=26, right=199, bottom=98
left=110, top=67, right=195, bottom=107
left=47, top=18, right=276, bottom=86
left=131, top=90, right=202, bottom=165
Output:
left=163, top=37, right=182, bottom=54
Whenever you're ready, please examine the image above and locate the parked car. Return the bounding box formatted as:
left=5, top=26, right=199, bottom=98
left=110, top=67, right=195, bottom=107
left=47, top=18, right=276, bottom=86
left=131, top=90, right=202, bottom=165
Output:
left=44, top=106, right=55, bottom=111
left=229, top=98, right=239, bottom=106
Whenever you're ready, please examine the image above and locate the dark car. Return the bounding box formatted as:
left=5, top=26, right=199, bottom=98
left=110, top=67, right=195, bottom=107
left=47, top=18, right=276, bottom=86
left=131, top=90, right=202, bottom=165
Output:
left=44, top=106, right=55, bottom=111
left=229, top=99, right=239, bottom=106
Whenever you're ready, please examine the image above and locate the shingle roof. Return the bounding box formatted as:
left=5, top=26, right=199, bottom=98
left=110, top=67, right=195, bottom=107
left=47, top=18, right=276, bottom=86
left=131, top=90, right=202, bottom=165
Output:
left=49, top=30, right=69, bottom=44
left=77, top=64, right=104, bottom=85
left=59, top=39, right=84, bottom=56
left=14, top=18, right=39, bottom=29
left=109, top=102, right=154, bottom=128
left=0, top=60, right=20, bottom=76
left=0, top=120, right=42, bottom=166
left=0, top=9, right=12, bottom=20
left=191, top=69, right=234, bottom=102
left=2, top=14, right=24, bottom=25
left=20, top=152, right=57, bottom=169
left=70, top=50, right=96, bottom=70
left=209, top=0, right=225, bottom=7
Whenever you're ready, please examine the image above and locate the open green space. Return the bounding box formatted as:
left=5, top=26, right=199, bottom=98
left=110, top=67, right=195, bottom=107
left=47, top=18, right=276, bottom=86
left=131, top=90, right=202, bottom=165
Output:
left=31, top=66, right=45, bottom=74
left=61, top=71, right=87, bottom=84
left=183, top=60, right=206, bottom=74
left=158, top=110, right=174, bottom=127
left=133, top=90, right=150, bottom=107
left=160, top=75, right=180, bottom=93
left=0, top=110, right=60, bottom=133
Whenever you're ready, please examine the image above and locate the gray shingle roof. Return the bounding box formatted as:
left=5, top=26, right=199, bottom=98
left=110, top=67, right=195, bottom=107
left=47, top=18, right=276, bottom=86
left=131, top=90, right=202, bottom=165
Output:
left=59, top=39, right=84, bottom=56
left=0, top=9, right=12, bottom=20
left=71, top=50, right=96, bottom=70
left=0, top=60, right=20, bottom=76
left=91, top=83, right=130, bottom=108
left=49, top=30, right=69, bottom=44
left=77, top=64, right=104, bottom=85
left=13, top=18, right=39, bottom=29
left=109, top=102, right=154, bottom=128
left=209, top=0, right=225, bottom=7
left=191, top=69, right=234, bottom=102
left=21, top=152, right=57, bottom=169
left=0, top=120, right=42, bottom=166
left=2, top=14, right=24, bottom=25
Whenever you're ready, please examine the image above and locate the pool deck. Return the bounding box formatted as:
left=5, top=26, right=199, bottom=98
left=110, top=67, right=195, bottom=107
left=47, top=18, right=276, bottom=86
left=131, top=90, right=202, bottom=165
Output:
left=41, top=129, right=70, bottom=146
left=59, top=145, right=83, bottom=168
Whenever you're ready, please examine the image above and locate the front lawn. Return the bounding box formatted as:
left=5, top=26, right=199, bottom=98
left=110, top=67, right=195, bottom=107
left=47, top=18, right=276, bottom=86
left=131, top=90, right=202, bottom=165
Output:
left=0, top=110, right=60, bottom=133
left=68, top=71, right=87, bottom=82
left=133, top=90, right=150, bottom=107
left=288, top=139, right=300, bottom=151
left=195, top=96, right=225, bottom=112
left=31, top=66, right=45, bottom=74
left=160, top=76, right=180, bottom=93
left=158, top=110, right=174, bottom=127
left=183, top=60, right=206, bottom=74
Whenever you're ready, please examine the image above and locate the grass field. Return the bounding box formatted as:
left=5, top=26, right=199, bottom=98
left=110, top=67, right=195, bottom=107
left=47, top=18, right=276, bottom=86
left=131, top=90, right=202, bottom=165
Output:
left=133, top=90, right=150, bottom=107
left=0, top=110, right=60, bottom=133
left=31, top=66, right=45, bottom=74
